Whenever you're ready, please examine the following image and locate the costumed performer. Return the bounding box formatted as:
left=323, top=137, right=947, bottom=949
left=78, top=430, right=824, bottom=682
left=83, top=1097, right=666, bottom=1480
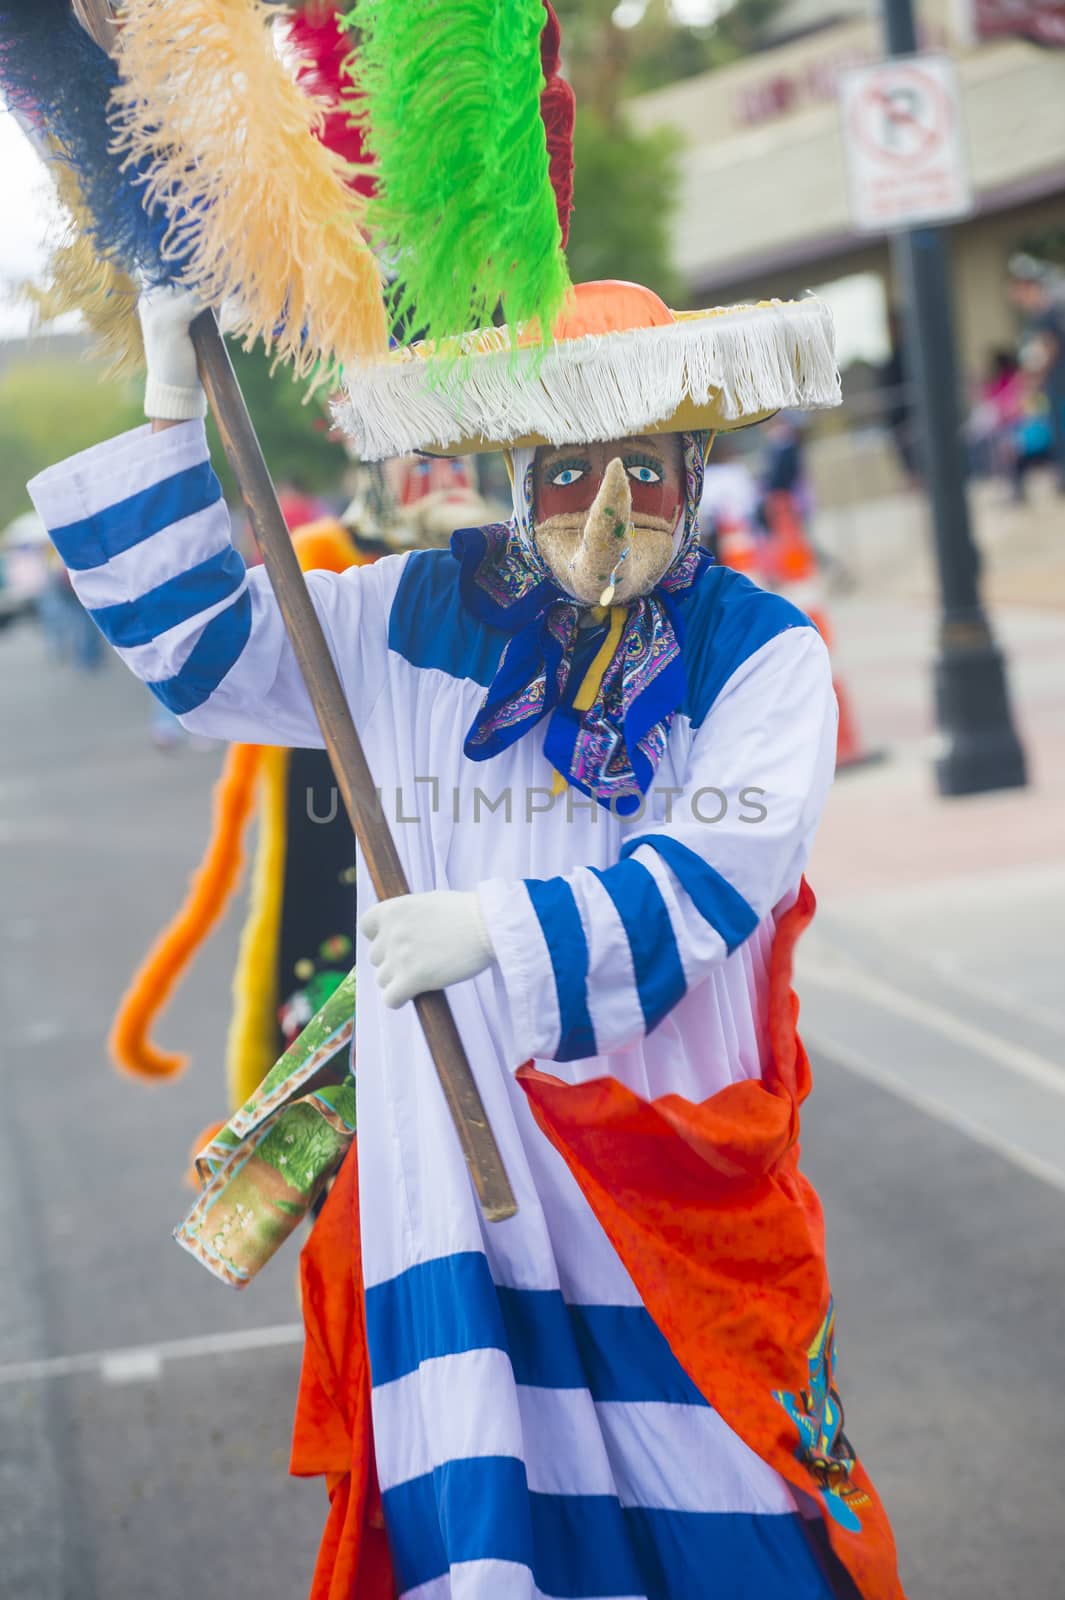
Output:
left=27, top=277, right=904, bottom=1600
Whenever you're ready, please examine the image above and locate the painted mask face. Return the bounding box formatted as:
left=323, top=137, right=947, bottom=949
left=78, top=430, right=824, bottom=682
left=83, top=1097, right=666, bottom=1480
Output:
left=532, top=434, right=685, bottom=605
left=387, top=455, right=476, bottom=508
left=380, top=455, right=488, bottom=548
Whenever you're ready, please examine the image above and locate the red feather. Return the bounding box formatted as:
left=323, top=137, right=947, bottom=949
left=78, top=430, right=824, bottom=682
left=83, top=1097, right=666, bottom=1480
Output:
left=286, top=1, right=574, bottom=247
left=286, top=5, right=376, bottom=200
left=541, top=1, right=576, bottom=247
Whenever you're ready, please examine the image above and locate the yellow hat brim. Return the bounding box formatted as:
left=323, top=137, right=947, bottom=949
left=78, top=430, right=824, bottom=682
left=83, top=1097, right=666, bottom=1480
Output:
left=428, top=397, right=776, bottom=458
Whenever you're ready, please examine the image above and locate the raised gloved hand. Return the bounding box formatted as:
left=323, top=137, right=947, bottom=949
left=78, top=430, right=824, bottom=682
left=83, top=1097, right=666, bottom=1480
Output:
left=359, top=890, right=496, bottom=1009
left=138, top=284, right=208, bottom=421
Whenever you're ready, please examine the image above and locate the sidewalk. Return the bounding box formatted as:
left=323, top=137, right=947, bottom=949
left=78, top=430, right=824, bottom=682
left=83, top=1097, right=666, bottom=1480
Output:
left=815, top=468, right=1065, bottom=613
left=799, top=584, right=1065, bottom=1187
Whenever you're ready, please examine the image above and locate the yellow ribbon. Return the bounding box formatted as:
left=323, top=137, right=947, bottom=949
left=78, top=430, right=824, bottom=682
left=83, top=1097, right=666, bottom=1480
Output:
left=550, top=604, right=628, bottom=794
left=573, top=604, right=627, bottom=710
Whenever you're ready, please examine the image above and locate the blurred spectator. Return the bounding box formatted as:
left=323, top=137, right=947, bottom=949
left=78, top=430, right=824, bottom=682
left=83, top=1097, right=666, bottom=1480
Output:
left=277, top=478, right=327, bottom=532
left=759, top=412, right=812, bottom=519
left=1007, top=254, right=1065, bottom=493
left=967, top=349, right=1026, bottom=495
left=760, top=413, right=801, bottom=494
left=878, top=307, right=920, bottom=485
left=698, top=436, right=761, bottom=566
left=39, top=563, right=103, bottom=671
left=1, top=511, right=50, bottom=631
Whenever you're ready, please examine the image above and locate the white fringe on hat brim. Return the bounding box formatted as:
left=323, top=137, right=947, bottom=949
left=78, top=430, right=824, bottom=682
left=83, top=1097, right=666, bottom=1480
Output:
left=335, top=298, right=840, bottom=460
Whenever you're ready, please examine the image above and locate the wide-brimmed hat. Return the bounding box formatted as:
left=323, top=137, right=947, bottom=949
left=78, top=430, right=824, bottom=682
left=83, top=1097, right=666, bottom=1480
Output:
left=335, top=279, right=840, bottom=460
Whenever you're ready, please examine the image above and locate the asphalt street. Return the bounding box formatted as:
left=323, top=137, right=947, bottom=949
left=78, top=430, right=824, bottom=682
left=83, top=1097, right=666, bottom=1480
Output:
left=1, top=624, right=321, bottom=1600
left=2, top=610, right=1063, bottom=1600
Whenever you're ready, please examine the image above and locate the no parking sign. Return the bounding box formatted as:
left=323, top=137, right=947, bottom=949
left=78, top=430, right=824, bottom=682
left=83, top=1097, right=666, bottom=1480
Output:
left=839, top=54, right=973, bottom=233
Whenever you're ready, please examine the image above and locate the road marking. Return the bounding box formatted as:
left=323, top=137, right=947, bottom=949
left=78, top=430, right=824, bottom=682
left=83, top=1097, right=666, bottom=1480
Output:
left=811, top=1028, right=1065, bottom=1195
left=0, top=822, right=80, bottom=844
left=801, top=957, right=1065, bottom=1096
left=930, top=952, right=1065, bottom=1040
left=0, top=724, right=195, bottom=800
left=100, top=1349, right=163, bottom=1385
left=0, top=822, right=199, bottom=855
left=0, top=1322, right=303, bottom=1388
left=13, top=1018, right=67, bottom=1045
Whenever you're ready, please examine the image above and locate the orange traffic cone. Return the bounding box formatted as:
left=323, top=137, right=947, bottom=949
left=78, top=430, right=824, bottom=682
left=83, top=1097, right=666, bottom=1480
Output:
left=715, top=514, right=764, bottom=579
left=761, top=490, right=820, bottom=606
left=762, top=492, right=876, bottom=772
left=831, top=674, right=869, bottom=769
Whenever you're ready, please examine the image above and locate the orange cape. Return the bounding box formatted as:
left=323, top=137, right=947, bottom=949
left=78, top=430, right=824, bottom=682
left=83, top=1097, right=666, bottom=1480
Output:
left=291, top=882, right=905, bottom=1600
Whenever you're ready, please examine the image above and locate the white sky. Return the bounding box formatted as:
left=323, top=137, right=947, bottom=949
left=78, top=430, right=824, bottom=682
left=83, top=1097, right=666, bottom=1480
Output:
left=811, top=271, right=890, bottom=367
left=0, top=107, right=57, bottom=339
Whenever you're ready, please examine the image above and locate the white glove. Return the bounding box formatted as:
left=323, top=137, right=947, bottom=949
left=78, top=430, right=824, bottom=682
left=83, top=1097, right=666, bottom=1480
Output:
left=359, top=890, right=496, bottom=1010
left=138, top=284, right=208, bottom=421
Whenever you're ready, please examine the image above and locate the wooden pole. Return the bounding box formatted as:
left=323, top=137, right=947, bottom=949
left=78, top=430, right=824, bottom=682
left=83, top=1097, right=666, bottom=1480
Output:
left=195, top=318, right=517, bottom=1220
left=74, top=0, right=517, bottom=1222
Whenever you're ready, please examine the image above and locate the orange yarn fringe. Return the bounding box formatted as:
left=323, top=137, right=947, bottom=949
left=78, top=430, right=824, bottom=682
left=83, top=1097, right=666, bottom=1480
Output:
left=109, top=0, right=387, bottom=381
left=108, top=743, right=262, bottom=1080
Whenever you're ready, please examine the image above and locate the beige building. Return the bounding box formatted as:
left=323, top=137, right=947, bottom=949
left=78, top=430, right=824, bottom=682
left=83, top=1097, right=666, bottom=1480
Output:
left=630, top=0, right=1065, bottom=381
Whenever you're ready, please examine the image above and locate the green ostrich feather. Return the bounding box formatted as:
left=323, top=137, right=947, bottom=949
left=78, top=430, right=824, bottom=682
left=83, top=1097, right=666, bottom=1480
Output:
left=342, top=0, right=570, bottom=347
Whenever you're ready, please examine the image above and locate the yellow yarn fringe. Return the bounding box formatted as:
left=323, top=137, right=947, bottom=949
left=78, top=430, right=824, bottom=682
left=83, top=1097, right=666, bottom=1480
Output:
left=224, top=745, right=289, bottom=1111
left=109, top=742, right=262, bottom=1080
left=110, top=0, right=388, bottom=380
left=25, top=149, right=143, bottom=375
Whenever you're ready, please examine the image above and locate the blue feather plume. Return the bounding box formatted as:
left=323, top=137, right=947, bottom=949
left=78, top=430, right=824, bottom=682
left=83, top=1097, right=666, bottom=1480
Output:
left=0, top=0, right=182, bottom=282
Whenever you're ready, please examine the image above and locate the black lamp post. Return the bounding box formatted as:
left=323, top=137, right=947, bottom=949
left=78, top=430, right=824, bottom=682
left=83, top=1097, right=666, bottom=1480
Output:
left=881, top=0, right=1027, bottom=795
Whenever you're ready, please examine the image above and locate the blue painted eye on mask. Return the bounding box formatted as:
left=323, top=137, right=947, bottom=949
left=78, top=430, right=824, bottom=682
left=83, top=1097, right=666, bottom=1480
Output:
left=623, top=453, right=664, bottom=485
left=549, top=464, right=588, bottom=488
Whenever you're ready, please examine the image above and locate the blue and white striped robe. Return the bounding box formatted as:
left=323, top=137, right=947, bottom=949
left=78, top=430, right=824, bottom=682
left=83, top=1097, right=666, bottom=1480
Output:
left=30, top=421, right=843, bottom=1600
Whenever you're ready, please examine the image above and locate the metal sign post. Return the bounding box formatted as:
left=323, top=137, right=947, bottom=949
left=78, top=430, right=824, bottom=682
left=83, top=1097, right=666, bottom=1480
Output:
left=856, top=10, right=1027, bottom=795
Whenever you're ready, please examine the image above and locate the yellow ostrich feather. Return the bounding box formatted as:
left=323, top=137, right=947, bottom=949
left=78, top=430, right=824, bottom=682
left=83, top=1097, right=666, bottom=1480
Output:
left=25, top=153, right=143, bottom=375
left=109, top=0, right=387, bottom=380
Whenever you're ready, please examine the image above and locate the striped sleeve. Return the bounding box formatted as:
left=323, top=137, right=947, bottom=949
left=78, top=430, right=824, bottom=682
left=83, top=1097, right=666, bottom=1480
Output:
left=479, top=625, right=838, bottom=1064
left=27, top=421, right=395, bottom=746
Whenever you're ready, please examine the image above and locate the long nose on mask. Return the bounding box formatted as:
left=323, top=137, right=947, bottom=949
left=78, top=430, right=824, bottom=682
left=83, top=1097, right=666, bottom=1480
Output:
left=568, top=457, right=633, bottom=606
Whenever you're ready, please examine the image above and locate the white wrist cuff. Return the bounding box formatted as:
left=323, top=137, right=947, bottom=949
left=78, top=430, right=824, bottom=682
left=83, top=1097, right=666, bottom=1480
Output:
left=144, top=377, right=208, bottom=422
left=468, top=893, right=496, bottom=968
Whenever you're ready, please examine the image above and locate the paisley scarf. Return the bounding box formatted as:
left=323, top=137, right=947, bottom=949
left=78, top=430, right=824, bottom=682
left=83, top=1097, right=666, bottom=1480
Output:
left=453, top=432, right=711, bottom=816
